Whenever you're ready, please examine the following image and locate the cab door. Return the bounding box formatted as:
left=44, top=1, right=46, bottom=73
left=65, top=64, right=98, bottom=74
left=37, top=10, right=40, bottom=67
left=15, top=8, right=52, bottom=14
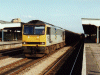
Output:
left=47, top=27, right=51, bottom=43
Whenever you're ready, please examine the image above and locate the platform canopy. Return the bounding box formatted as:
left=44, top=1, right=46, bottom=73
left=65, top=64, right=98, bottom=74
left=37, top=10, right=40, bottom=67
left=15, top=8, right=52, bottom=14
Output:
left=82, top=18, right=100, bottom=34
left=0, top=22, right=21, bottom=30
left=82, top=18, right=100, bottom=26
left=82, top=18, right=100, bottom=43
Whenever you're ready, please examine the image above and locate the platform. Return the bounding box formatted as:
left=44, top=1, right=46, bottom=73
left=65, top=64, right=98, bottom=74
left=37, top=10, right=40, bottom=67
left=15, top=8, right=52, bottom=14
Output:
left=0, top=40, right=22, bottom=51
left=82, top=43, right=100, bottom=75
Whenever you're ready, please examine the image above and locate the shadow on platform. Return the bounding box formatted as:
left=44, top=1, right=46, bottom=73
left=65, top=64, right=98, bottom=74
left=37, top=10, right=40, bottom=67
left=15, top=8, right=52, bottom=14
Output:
left=84, top=39, right=95, bottom=43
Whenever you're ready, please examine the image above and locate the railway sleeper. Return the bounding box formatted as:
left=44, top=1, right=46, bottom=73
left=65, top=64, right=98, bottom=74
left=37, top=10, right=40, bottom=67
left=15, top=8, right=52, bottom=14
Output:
left=0, top=54, right=2, bottom=57
left=25, top=54, right=45, bottom=57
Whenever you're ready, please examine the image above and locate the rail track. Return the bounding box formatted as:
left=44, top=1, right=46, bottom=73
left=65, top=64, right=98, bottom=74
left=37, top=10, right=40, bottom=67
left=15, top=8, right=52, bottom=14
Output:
left=0, top=43, right=73, bottom=75
left=55, top=39, right=84, bottom=75
left=0, top=55, right=9, bottom=60
left=41, top=41, right=80, bottom=75
left=6, top=47, right=66, bottom=75
left=0, top=40, right=82, bottom=75
left=0, top=48, right=23, bottom=60
left=0, top=58, right=32, bottom=75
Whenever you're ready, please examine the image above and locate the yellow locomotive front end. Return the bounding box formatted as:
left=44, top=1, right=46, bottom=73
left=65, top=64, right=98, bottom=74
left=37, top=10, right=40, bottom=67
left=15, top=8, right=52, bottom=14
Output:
left=22, top=23, right=47, bottom=57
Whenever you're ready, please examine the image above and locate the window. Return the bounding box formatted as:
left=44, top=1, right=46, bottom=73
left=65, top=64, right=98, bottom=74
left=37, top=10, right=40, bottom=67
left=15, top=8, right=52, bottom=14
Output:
left=47, top=27, right=50, bottom=35
left=23, top=25, right=45, bottom=35
left=34, top=26, right=45, bottom=35
left=24, top=25, right=34, bottom=35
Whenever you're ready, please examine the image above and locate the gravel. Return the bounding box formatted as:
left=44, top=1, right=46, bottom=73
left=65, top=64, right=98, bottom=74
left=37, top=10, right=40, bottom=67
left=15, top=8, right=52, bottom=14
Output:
left=0, top=57, right=23, bottom=68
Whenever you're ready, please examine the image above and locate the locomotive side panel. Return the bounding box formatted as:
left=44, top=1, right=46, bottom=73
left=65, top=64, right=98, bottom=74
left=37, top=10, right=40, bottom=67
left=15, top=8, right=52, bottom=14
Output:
left=57, top=29, right=64, bottom=43
left=50, top=26, right=57, bottom=44
left=46, top=25, right=65, bottom=46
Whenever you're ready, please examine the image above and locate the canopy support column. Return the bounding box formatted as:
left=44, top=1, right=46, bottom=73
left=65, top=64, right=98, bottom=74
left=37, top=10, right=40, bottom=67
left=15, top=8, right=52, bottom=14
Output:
left=16, top=30, right=17, bottom=41
left=97, top=26, right=99, bottom=43
left=2, top=29, right=4, bottom=41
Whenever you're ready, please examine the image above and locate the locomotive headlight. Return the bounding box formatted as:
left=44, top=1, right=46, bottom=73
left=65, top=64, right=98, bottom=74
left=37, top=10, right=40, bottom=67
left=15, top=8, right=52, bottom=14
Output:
left=28, top=36, right=30, bottom=38
left=40, top=42, right=45, bottom=45
left=37, top=36, right=39, bottom=38
left=42, top=42, right=45, bottom=45
left=24, top=42, right=26, bottom=44
left=22, top=42, right=26, bottom=44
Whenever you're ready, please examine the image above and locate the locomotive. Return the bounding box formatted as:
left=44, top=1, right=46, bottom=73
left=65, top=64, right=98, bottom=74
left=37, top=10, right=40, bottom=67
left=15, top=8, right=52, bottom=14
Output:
left=22, top=20, right=66, bottom=57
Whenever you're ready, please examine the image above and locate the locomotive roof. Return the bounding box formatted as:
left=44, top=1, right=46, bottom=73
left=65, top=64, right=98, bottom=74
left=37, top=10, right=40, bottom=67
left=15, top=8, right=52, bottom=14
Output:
left=28, top=20, right=44, bottom=24
left=28, top=20, right=64, bottom=30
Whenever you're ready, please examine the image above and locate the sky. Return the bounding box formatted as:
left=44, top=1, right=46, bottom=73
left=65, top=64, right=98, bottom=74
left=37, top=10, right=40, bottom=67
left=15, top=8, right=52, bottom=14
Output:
left=0, top=0, right=100, bottom=33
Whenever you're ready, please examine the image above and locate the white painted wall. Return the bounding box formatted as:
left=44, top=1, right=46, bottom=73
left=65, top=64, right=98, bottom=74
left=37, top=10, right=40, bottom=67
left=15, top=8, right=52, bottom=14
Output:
left=0, top=23, right=1, bottom=28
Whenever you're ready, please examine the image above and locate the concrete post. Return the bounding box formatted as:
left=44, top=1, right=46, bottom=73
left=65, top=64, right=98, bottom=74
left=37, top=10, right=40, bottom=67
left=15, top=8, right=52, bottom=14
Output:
left=97, top=26, right=99, bottom=43
left=2, top=29, right=4, bottom=41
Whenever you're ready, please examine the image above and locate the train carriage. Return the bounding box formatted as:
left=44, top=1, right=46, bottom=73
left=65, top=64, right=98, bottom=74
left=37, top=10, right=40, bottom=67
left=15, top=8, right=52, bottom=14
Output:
left=22, top=20, right=65, bottom=57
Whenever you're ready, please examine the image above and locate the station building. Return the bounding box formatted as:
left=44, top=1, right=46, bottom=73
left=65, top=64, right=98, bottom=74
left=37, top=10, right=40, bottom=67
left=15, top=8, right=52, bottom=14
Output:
left=0, top=18, right=25, bottom=41
left=82, top=18, right=100, bottom=43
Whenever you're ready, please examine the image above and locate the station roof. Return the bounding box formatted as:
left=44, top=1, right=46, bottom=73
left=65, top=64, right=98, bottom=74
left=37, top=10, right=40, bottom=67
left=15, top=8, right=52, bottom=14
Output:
left=0, top=22, right=21, bottom=30
left=0, top=22, right=25, bottom=30
left=82, top=18, right=100, bottom=34
left=82, top=18, right=100, bottom=27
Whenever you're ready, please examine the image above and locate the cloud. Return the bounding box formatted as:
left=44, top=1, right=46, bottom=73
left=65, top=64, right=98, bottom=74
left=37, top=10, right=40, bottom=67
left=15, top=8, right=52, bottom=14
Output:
left=28, top=15, right=32, bottom=18
left=22, top=15, right=34, bottom=18
left=21, top=15, right=39, bottom=22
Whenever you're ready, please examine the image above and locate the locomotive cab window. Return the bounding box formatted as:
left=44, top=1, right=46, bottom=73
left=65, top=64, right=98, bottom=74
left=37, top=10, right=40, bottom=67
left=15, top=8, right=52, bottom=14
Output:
left=34, top=26, right=45, bottom=35
left=24, top=25, right=34, bottom=35
left=23, top=25, right=45, bottom=35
